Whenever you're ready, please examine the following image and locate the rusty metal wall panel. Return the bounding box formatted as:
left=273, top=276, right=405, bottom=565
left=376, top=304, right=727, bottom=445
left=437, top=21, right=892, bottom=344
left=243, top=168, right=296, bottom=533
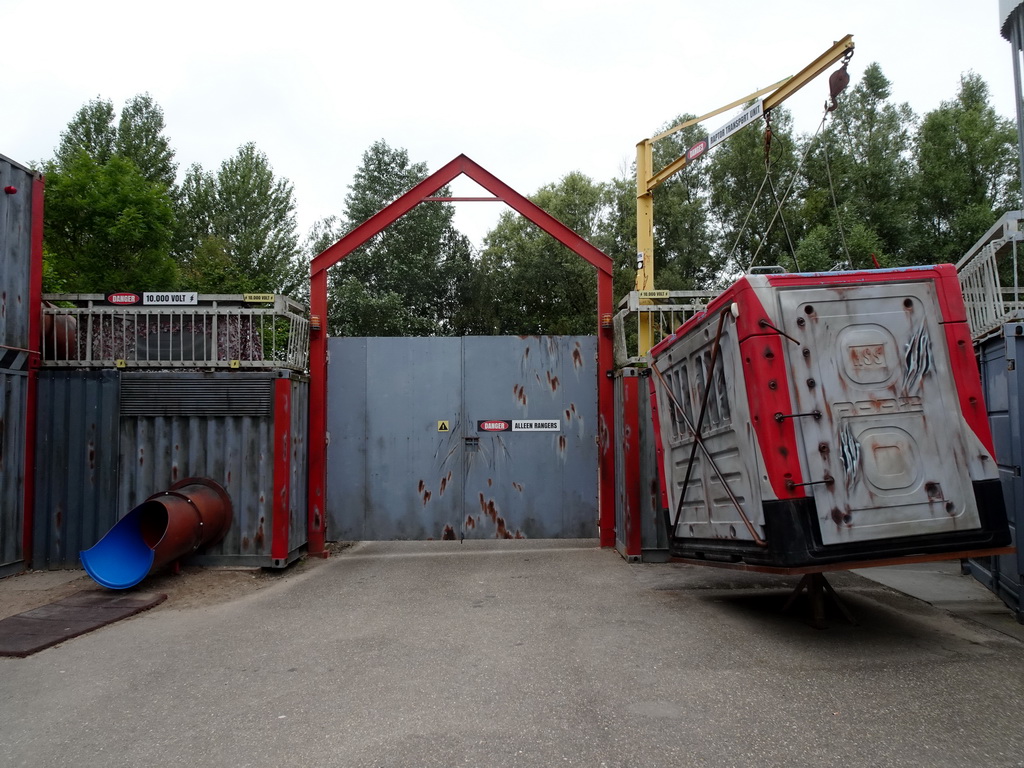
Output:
left=1, top=370, right=28, bottom=571
left=327, top=337, right=463, bottom=540
left=116, top=371, right=305, bottom=566
left=1, top=155, right=38, bottom=575
left=637, top=377, right=668, bottom=560
left=33, top=370, right=121, bottom=569
left=288, top=376, right=310, bottom=554
left=0, top=155, right=36, bottom=352
left=325, top=338, right=367, bottom=540
left=972, top=328, right=1024, bottom=619
left=614, top=371, right=668, bottom=563
left=462, top=336, right=597, bottom=539
left=326, top=336, right=598, bottom=541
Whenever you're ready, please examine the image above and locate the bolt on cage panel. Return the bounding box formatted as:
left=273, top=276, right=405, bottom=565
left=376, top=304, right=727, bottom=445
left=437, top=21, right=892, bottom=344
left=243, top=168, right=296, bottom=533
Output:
left=40, top=294, right=309, bottom=372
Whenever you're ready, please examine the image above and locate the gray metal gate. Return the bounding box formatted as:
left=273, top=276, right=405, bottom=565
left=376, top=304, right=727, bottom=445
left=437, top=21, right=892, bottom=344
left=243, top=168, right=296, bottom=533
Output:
left=327, top=336, right=598, bottom=540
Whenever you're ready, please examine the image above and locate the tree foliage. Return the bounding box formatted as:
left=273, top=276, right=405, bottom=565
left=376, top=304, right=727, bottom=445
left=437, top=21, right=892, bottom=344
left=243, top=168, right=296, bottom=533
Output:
left=45, top=94, right=180, bottom=292
left=38, top=67, right=1021, bottom=339
left=472, top=172, right=605, bottom=335
left=649, top=118, right=719, bottom=288
left=707, top=105, right=802, bottom=276
left=42, top=151, right=178, bottom=291
left=797, top=63, right=917, bottom=271
left=320, top=140, right=473, bottom=336
left=910, top=72, right=1019, bottom=265
left=176, top=143, right=305, bottom=294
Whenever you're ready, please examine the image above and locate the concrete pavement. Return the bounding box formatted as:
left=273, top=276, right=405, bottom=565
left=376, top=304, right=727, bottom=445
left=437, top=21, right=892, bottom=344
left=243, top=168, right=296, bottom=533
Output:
left=1, top=540, right=1023, bottom=767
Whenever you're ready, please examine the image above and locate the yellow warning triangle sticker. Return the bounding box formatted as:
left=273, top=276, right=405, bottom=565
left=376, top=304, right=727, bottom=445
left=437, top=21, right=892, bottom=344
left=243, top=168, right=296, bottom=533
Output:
left=437, top=421, right=450, bottom=432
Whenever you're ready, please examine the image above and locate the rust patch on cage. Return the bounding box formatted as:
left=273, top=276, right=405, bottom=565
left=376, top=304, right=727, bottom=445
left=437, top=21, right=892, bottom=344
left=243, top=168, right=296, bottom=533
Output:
left=465, top=516, right=476, bottom=529
left=559, top=435, right=567, bottom=453
left=573, top=342, right=584, bottom=370
left=512, top=482, right=523, bottom=493
left=547, top=371, right=560, bottom=392
left=423, top=489, right=432, bottom=505
left=442, top=525, right=457, bottom=540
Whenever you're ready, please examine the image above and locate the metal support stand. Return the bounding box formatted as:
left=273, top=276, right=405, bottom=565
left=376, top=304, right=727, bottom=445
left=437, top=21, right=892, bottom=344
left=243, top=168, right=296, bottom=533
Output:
left=782, top=573, right=857, bottom=629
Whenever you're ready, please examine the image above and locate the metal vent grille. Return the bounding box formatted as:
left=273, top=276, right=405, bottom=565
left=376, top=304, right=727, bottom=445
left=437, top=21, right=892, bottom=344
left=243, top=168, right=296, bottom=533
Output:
left=120, top=377, right=274, bottom=416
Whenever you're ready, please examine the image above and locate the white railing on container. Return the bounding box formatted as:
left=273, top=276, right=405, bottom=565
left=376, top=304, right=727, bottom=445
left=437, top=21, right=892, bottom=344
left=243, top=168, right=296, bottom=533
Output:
left=614, top=290, right=719, bottom=366
left=956, top=211, right=1024, bottom=340
left=41, top=294, right=310, bottom=372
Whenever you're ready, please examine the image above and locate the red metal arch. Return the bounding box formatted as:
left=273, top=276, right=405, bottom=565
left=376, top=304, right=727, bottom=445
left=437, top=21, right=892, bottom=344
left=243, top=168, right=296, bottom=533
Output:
left=307, top=154, right=615, bottom=553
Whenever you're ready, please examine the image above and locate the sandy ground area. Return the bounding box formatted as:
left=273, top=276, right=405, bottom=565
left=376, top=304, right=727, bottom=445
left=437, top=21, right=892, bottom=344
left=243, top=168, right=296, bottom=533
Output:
left=0, top=543, right=350, bottom=619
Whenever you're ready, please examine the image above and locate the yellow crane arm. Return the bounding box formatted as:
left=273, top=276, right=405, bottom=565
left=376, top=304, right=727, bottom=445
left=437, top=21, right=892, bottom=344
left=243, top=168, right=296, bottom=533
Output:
left=634, top=34, right=854, bottom=355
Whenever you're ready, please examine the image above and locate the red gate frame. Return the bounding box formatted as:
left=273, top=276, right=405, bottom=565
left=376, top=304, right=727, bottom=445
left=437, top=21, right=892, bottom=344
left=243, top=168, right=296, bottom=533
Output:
left=307, top=154, right=615, bottom=553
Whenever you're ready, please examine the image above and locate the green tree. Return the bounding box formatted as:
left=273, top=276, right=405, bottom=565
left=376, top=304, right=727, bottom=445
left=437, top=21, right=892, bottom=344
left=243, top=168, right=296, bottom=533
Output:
left=474, top=172, right=605, bottom=335
left=42, top=151, right=178, bottom=292
left=648, top=118, right=718, bottom=289
left=595, top=173, right=641, bottom=304
left=45, top=94, right=181, bottom=292
left=707, top=105, right=802, bottom=276
left=115, top=93, right=177, bottom=191
left=177, top=143, right=305, bottom=295
left=54, top=94, right=176, bottom=190
left=320, top=140, right=473, bottom=336
left=797, top=63, right=917, bottom=271
left=910, top=72, right=1019, bottom=265
left=54, top=97, right=117, bottom=169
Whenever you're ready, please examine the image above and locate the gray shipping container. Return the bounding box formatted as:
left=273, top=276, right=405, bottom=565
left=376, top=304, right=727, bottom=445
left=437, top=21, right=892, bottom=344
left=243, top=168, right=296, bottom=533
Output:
left=34, top=369, right=308, bottom=570
left=0, top=153, right=42, bottom=576
left=973, top=325, right=1024, bottom=621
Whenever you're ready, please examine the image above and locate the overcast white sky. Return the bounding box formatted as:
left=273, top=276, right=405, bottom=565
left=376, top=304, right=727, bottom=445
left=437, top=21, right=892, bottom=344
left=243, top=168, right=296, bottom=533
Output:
left=4, top=0, right=1020, bottom=249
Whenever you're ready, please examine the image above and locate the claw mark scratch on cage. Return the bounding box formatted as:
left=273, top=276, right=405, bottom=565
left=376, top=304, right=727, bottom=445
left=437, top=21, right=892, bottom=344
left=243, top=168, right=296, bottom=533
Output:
left=903, top=322, right=933, bottom=394
left=839, top=420, right=861, bottom=490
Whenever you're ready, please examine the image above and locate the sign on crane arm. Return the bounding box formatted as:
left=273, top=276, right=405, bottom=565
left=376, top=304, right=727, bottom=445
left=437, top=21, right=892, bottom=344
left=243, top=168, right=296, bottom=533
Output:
left=707, top=100, right=764, bottom=150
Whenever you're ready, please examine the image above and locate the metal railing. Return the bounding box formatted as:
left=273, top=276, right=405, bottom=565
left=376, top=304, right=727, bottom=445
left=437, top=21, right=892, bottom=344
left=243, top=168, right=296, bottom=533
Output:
left=613, top=290, right=719, bottom=366
left=41, top=294, right=310, bottom=372
left=956, top=211, right=1024, bottom=340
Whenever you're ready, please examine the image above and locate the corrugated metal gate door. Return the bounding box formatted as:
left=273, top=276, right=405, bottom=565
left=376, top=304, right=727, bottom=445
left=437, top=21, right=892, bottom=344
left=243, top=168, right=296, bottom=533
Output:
left=326, top=336, right=598, bottom=540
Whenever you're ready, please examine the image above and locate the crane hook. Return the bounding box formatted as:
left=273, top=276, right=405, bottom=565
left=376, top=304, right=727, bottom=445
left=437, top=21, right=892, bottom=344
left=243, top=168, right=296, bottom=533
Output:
left=825, top=49, right=855, bottom=113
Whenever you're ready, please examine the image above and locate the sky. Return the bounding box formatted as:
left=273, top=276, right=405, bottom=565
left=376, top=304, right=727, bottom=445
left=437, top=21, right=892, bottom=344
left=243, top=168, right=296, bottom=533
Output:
left=4, top=0, right=1020, bottom=250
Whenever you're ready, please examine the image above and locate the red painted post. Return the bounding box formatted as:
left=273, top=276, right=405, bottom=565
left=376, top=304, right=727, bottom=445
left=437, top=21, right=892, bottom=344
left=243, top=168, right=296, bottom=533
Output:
left=621, top=376, right=642, bottom=556
left=272, top=377, right=292, bottom=562
left=307, top=269, right=328, bottom=556
left=22, top=173, right=44, bottom=565
left=597, top=270, right=615, bottom=547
